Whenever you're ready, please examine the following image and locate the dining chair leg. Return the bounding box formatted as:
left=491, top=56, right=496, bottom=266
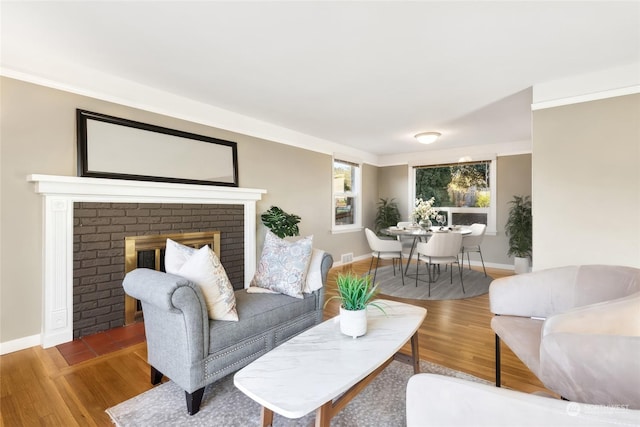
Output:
left=399, top=253, right=405, bottom=286
left=478, top=248, right=487, bottom=276
left=458, top=258, right=465, bottom=294
left=368, top=255, right=375, bottom=277
left=415, top=257, right=419, bottom=287
left=427, top=261, right=433, bottom=297
left=372, top=255, right=381, bottom=284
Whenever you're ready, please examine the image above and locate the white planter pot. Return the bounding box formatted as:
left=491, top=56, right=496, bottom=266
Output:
left=514, top=257, right=531, bottom=274
left=339, top=306, right=367, bottom=338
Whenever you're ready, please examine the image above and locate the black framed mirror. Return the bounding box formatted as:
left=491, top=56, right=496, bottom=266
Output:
left=77, top=109, right=239, bottom=187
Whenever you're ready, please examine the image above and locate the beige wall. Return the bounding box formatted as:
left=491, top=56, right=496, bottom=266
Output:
left=493, top=154, right=532, bottom=266
left=532, top=94, right=640, bottom=270
left=0, top=77, right=372, bottom=344
left=378, top=165, right=410, bottom=221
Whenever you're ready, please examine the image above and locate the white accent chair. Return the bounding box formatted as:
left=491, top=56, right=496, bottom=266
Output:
left=414, top=232, right=463, bottom=296
left=460, top=223, right=487, bottom=276
left=406, top=373, right=640, bottom=426
left=364, top=228, right=405, bottom=286
left=490, top=265, right=640, bottom=409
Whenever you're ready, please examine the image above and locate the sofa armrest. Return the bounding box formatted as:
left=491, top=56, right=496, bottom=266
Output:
left=123, top=268, right=210, bottom=366
left=542, top=292, right=640, bottom=337
left=490, top=265, right=640, bottom=319
left=489, top=266, right=579, bottom=318
left=123, top=268, right=201, bottom=311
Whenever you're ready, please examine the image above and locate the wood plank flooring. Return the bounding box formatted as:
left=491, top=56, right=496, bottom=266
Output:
left=0, top=259, right=554, bottom=426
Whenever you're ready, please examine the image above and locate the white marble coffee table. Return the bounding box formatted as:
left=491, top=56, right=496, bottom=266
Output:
left=234, top=299, right=427, bottom=427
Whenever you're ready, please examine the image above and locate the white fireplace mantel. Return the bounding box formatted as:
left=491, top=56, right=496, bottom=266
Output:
left=29, top=174, right=266, bottom=348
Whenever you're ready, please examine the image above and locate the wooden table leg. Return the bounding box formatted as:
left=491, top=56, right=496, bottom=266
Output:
left=261, top=406, right=274, bottom=427
left=411, top=332, right=420, bottom=374
left=315, top=401, right=332, bottom=427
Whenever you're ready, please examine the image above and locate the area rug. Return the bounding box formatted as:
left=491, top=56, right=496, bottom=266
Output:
left=372, top=264, right=492, bottom=300
left=106, top=360, right=489, bottom=426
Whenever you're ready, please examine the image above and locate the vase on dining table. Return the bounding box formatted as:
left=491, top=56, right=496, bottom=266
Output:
left=419, top=219, right=432, bottom=230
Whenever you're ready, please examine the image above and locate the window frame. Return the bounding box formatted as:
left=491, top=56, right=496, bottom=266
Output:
left=331, top=157, right=362, bottom=234
left=409, top=157, right=497, bottom=235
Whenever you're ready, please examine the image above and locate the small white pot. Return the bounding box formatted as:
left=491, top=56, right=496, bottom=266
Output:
left=514, top=256, right=531, bottom=274
left=339, top=306, right=367, bottom=338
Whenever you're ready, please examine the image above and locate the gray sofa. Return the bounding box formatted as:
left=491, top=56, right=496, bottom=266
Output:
left=490, top=265, right=640, bottom=409
left=122, top=252, right=333, bottom=415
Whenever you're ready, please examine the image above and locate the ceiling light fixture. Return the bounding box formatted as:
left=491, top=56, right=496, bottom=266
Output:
left=415, top=132, right=441, bottom=144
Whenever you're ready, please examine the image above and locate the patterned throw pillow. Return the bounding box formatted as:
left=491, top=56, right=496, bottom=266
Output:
left=165, top=240, right=238, bottom=321
left=250, top=231, right=313, bottom=298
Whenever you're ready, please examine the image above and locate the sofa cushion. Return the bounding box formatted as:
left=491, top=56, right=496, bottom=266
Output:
left=209, top=289, right=317, bottom=353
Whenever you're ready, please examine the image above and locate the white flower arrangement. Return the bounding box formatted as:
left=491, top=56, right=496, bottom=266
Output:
left=412, top=197, right=438, bottom=223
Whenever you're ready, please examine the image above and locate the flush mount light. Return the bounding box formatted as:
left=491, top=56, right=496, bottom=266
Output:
left=415, top=132, right=441, bottom=144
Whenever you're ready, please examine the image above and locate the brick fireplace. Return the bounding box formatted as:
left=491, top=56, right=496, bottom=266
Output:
left=29, top=174, right=265, bottom=348
left=73, top=202, right=245, bottom=339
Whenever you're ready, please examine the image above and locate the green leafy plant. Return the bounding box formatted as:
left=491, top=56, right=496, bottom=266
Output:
left=374, top=198, right=401, bottom=233
left=260, top=206, right=301, bottom=238
left=505, top=195, right=532, bottom=258
left=325, top=272, right=385, bottom=313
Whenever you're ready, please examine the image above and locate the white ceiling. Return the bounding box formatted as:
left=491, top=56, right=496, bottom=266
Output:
left=2, top=1, right=639, bottom=161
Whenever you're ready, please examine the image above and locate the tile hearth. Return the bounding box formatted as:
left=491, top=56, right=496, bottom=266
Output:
left=56, top=322, right=145, bottom=365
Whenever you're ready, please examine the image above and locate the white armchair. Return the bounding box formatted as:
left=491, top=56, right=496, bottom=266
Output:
left=490, top=265, right=640, bottom=409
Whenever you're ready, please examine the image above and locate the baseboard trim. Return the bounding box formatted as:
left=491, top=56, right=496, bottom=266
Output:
left=0, top=334, right=41, bottom=355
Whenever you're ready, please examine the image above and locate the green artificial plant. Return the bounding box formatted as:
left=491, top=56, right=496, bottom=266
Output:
left=261, top=206, right=301, bottom=238
left=374, top=198, right=401, bottom=233
left=325, top=272, right=385, bottom=313
left=505, top=195, right=532, bottom=258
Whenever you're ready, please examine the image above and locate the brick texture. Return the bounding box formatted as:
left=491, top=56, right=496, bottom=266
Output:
left=73, top=202, right=244, bottom=339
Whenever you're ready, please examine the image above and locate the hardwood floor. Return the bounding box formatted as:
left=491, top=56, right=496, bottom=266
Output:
left=0, top=259, right=554, bottom=426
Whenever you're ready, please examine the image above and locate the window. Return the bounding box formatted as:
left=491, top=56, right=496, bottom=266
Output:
left=332, top=158, right=361, bottom=232
left=413, top=160, right=496, bottom=233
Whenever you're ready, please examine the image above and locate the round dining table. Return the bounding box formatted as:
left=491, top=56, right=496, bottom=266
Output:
left=382, top=225, right=471, bottom=275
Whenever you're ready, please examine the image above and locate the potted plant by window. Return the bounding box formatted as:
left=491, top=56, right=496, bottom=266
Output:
left=505, top=195, right=532, bottom=274
left=260, top=206, right=301, bottom=238
left=325, top=273, right=385, bottom=338
left=374, top=198, right=401, bottom=234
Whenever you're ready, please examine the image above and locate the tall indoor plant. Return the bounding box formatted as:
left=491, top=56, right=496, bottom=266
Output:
left=260, top=206, right=301, bottom=238
left=325, top=273, right=384, bottom=338
left=505, top=195, right=532, bottom=274
left=374, top=198, right=401, bottom=233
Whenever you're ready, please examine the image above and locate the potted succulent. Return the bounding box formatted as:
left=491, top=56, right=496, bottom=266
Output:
left=260, top=206, right=301, bottom=238
left=325, top=272, right=385, bottom=338
left=505, top=195, right=532, bottom=274
left=374, top=198, right=401, bottom=234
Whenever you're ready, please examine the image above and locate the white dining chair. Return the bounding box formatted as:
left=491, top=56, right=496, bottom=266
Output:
left=415, top=232, right=464, bottom=296
left=461, top=223, right=487, bottom=276
left=365, top=228, right=405, bottom=286
left=396, top=221, right=416, bottom=259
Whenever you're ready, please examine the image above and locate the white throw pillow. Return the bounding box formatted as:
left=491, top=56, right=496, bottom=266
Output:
left=165, top=238, right=197, bottom=274
left=249, top=231, right=313, bottom=298
left=303, top=249, right=325, bottom=293
left=170, top=244, right=238, bottom=321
